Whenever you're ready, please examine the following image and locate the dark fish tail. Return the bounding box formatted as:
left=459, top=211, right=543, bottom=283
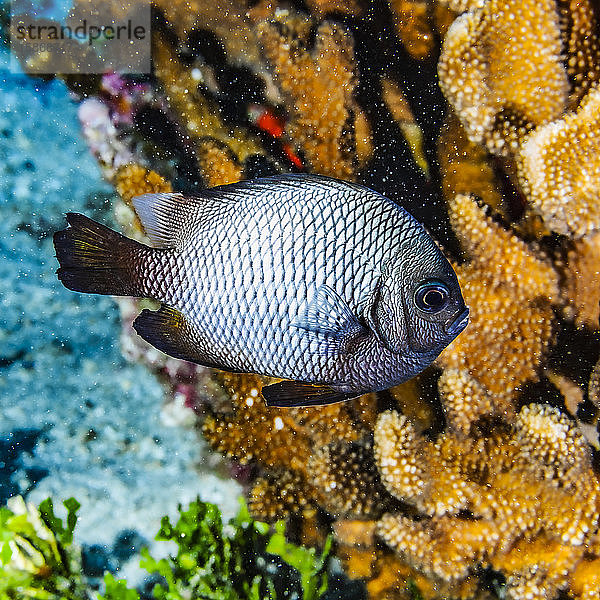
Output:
left=53, top=213, right=151, bottom=297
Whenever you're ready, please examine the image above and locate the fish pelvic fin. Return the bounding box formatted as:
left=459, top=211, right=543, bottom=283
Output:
left=261, top=381, right=357, bottom=407
left=133, top=305, right=231, bottom=369
left=54, top=213, right=147, bottom=297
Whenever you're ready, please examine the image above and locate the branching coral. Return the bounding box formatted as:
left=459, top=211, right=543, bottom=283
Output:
left=374, top=406, right=600, bottom=599
left=438, top=0, right=600, bottom=237
left=437, top=194, right=559, bottom=425
left=438, top=0, right=567, bottom=155
left=257, top=13, right=371, bottom=179
left=517, top=84, right=600, bottom=237
left=203, top=372, right=379, bottom=520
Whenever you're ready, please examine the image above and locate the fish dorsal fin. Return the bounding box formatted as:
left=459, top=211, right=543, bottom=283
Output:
left=131, top=192, right=195, bottom=249
left=292, top=285, right=368, bottom=355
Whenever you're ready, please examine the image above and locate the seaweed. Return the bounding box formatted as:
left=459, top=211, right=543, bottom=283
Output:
left=0, top=496, right=333, bottom=600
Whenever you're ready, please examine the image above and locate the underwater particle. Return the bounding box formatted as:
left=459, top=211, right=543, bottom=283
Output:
left=438, top=194, right=558, bottom=406
left=388, top=0, right=436, bottom=60
left=517, top=84, right=600, bottom=238
left=438, top=0, right=568, bottom=155
left=308, top=438, right=393, bottom=518
left=257, top=14, right=369, bottom=179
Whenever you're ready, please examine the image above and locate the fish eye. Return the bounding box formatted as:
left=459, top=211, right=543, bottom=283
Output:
left=414, top=281, right=450, bottom=313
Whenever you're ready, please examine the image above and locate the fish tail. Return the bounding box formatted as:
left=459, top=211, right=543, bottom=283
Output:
left=53, top=213, right=149, bottom=297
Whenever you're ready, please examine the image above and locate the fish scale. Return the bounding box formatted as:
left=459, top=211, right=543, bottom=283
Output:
left=53, top=174, right=468, bottom=407
left=165, top=177, right=420, bottom=379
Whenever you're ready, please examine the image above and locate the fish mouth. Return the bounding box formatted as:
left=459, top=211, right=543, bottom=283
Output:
left=445, top=307, right=470, bottom=336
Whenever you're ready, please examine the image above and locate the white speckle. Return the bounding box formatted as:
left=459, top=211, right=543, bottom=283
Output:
left=274, top=416, right=284, bottom=430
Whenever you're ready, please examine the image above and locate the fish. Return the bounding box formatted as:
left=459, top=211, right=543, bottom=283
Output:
left=53, top=174, right=469, bottom=407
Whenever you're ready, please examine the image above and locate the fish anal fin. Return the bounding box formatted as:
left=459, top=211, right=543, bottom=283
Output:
left=261, top=381, right=356, bottom=407
left=292, top=285, right=368, bottom=355
left=133, top=305, right=229, bottom=370
left=131, top=193, right=193, bottom=249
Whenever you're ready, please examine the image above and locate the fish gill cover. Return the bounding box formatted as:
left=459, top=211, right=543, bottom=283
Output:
left=9, top=0, right=600, bottom=598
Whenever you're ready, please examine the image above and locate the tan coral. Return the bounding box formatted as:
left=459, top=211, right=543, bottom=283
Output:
left=437, top=368, right=514, bottom=434
left=373, top=405, right=600, bottom=597
left=517, top=84, right=600, bottom=237
left=558, top=0, right=600, bottom=107
left=438, top=194, right=559, bottom=406
left=309, top=438, right=393, bottom=519
left=388, top=0, right=436, bottom=59
left=196, top=138, right=244, bottom=187
left=563, top=232, right=600, bottom=328
left=248, top=470, right=317, bottom=521
left=257, top=14, right=371, bottom=179
left=438, top=0, right=568, bottom=156
left=202, top=372, right=374, bottom=475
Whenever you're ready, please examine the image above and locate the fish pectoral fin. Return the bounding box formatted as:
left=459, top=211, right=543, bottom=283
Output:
left=261, top=381, right=357, bottom=407
left=133, top=305, right=230, bottom=370
left=292, top=285, right=368, bottom=354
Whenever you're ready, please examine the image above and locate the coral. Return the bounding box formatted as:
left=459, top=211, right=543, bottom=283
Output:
left=203, top=372, right=379, bottom=520
left=374, top=406, right=600, bottom=598
left=437, top=193, right=559, bottom=415
left=517, top=84, right=600, bottom=238
left=437, top=115, right=503, bottom=213
left=196, top=138, right=244, bottom=187
left=438, top=0, right=600, bottom=237
left=388, top=0, right=436, bottom=60
left=438, top=0, right=567, bottom=156
left=307, top=438, right=393, bottom=518
left=257, top=14, right=371, bottom=179
left=563, top=231, right=600, bottom=328
left=114, top=164, right=173, bottom=205
left=558, top=0, right=600, bottom=106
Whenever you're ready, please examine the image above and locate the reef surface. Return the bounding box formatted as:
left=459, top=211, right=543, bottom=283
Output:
left=5, top=0, right=600, bottom=599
